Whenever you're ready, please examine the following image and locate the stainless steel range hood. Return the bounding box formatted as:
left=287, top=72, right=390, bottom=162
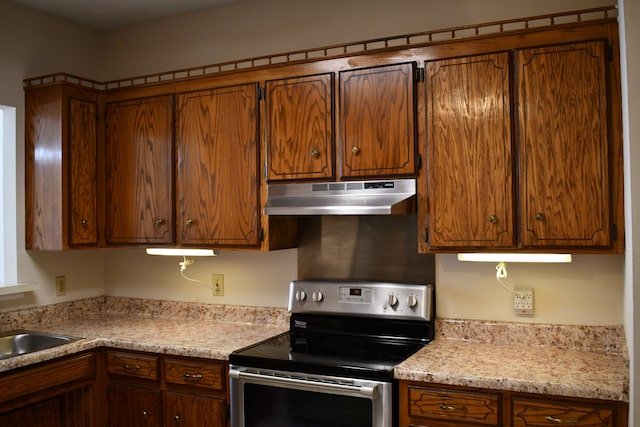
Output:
left=264, top=179, right=416, bottom=215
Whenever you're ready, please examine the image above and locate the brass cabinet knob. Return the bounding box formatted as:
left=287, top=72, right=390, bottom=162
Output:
left=186, top=219, right=193, bottom=226
left=311, top=149, right=320, bottom=158
left=156, top=218, right=164, bottom=226
left=535, top=212, right=545, bottom=221
left=81, top=219, right=88, bottom=227
left=142, top=411, right=148, bottom=418
left=489, top=215, right=498, bottom=224
left=351, top=145, right=360, bottom=154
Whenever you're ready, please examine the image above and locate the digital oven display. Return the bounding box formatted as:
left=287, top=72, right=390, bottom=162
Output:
left=338, top=287, right=372, bottom=304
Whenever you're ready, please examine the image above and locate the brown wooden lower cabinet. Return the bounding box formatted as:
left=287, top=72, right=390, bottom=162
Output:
left=105, top=349, right=228, bottom=427
left=400, top=381, right=629, bottom=427
left=0, top=351, right=97, bottom=427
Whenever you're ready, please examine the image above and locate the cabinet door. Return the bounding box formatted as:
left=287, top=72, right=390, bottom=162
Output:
left=107, top=383, right=162, bottom=427
left=517, top=41, right=611, bottom=248
left=105, top=95, right=174, bottom=244
left=425, top=52, right=514, bottom=248
left=265, top=73, right=334, bottom=181
left=165, top=391, right=225, bottom=427
left=176, top=83, right=260, bottom=246
left=0, top=397, right=64, bottom=427
left=69, top=98, right=98, bottom=246
left=339, top=62, right=417, bottom=178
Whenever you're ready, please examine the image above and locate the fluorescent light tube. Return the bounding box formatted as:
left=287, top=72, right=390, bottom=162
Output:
left=145, top=248, right=217, bottom=257
left=457, top=253, right=572, bottom=263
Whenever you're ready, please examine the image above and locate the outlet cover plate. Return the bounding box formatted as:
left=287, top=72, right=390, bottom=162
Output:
left=514, top=288, right=534, bottom=314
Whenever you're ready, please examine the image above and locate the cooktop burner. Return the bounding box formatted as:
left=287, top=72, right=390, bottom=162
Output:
left=230, top=330, right=428, bottom=380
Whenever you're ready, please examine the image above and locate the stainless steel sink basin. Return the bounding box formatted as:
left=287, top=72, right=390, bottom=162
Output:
left=0, top=330, right=81, bottom=360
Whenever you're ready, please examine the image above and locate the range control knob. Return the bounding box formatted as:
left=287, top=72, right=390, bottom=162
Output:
left=407, top=295, right=419, bottom=309
left=388, top=294, right=399, bottom=308
left=312, top=290, right=324, bottom=303
left=295, top=290, right=307, bottom=302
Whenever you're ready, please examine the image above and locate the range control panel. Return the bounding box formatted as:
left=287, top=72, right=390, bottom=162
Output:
left=288, top=280, right=434, bottom=321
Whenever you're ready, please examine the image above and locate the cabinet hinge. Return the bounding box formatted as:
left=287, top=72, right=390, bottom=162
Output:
left=417, top=153, right=423, bottom=170
left=259, top=228, right=265, bottom=241
left=423, top=227, right=429, bottom=244
left=415, top=67, right=425, bottom=83
left=608, top=44, right=614, bottom=62
left=612, top=223, right=618, bottom=241
left=258, top=86, right=266, bottom=100
left=263, top=161, right=268, bottom=179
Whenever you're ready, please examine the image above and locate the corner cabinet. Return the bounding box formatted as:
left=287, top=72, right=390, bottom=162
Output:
left=421, top=39, right=622, bottom=253
left=105, top=95, right=175, bottom=245
left=176, top=83, right=261, bottom=247
left=25, top=83, right=99, bottom=250
left=339, top=62, right=418, bottom=178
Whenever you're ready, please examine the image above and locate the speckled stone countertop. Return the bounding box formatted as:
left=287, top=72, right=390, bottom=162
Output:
left=0, top=298, right=629, bottom=403
left=396, top=318, right=629, bottom=402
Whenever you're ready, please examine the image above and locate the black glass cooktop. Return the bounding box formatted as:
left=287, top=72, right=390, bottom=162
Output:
left=229, top=314, right=431, bottom=381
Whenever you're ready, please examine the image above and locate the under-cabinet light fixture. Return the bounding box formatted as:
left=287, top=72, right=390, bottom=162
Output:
left=145, top=248, right=217, bottom=257
left=457, top=253, right=572, bottom=263
left=145, top=248, right=217, bottom=282
left=457, top=253, right=572, bottom=294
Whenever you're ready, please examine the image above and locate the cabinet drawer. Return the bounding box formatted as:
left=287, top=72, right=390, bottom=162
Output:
left=513, top=397, right=615, bottom=427
left=164, top=357, right=225, bottom=391
left=107, top=350, right=159, bottom=380
left=408, top=386, right=500, bottom=425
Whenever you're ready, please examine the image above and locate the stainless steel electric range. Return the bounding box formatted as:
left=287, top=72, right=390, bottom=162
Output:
left=229, top=280, right=435, bottom=427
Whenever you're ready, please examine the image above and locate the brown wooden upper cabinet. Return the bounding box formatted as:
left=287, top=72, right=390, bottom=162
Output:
left=517, top=41, right=611, bottom=248
left=25, top=84, right=98, bottom=250
left=424, top=52, right=514, bottom=249
left=422, top=40, right=617, bottom=252
left=105, top=95, right=174, bottom=245
left=176, top=83, right=261, bottom=247
left=265, top=73, right=334, bottom=181
left=339, top=62, right=418, bottom=179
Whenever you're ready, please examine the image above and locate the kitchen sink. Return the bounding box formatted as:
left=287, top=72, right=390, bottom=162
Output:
left=0, top=330, right=81, bottom=360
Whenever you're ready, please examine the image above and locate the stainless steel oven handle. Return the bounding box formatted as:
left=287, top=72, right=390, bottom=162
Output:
left=229, top=368, right=377, bottom=398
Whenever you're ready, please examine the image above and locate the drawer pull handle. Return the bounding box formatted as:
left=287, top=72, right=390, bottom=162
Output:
left=546, top=415, right=579, bottom=424
left=124, top=364, right=141, bottom=370
left=439, top=403, right=468, bottom=413
left=183, top=372, right=204, bottom=379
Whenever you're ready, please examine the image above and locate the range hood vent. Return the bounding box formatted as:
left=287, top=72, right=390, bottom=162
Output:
left=264, top=179, right=416, bottom=215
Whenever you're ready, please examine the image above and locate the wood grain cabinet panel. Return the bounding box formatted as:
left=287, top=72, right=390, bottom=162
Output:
left=164, top=357, right=225, bottom=391
left=517, top=40, right=611, bottom=248
left=107, top=383, right=162, bottom=427
left=339, top=62, right=417, bottom=178
left=407, top=385, right=500, bottom=426
left=176, top=83, right=260, bottom=247
left=424, top=52, right=514, bottom=249
left=512, top=397, right=616, bottom=427
left=265, top=73, right=334, bottom=181
left=164, top=391, right=225, bottom=427
left=107, top=350, right=160, bottom=380
left=105, top=95, right=174, bottom=245
left=25, top=84, right=99, bottom=250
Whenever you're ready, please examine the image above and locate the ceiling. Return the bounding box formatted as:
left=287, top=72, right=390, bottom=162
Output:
left=11, top=0, right=237, bottom=31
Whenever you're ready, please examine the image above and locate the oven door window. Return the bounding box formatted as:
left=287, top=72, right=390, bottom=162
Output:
left=244, top=383, right=372, bottom=427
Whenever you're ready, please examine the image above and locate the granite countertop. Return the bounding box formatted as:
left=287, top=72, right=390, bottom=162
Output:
left=0, top=297, right=629, bottom=403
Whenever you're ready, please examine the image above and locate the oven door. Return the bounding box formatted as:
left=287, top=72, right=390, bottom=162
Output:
left=229, top=365, right=393, bottom=427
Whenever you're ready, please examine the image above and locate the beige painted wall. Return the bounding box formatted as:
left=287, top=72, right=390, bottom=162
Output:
left=0, top=0, right=626, bottom=327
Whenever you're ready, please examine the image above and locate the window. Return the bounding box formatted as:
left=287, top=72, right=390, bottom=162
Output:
left=0, top=104, right=36, bottom=294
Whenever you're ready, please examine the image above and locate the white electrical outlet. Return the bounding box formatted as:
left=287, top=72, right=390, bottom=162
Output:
left=514, top=288, right=534, bottom=314
left=212, top=274, right=224, bottom=296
